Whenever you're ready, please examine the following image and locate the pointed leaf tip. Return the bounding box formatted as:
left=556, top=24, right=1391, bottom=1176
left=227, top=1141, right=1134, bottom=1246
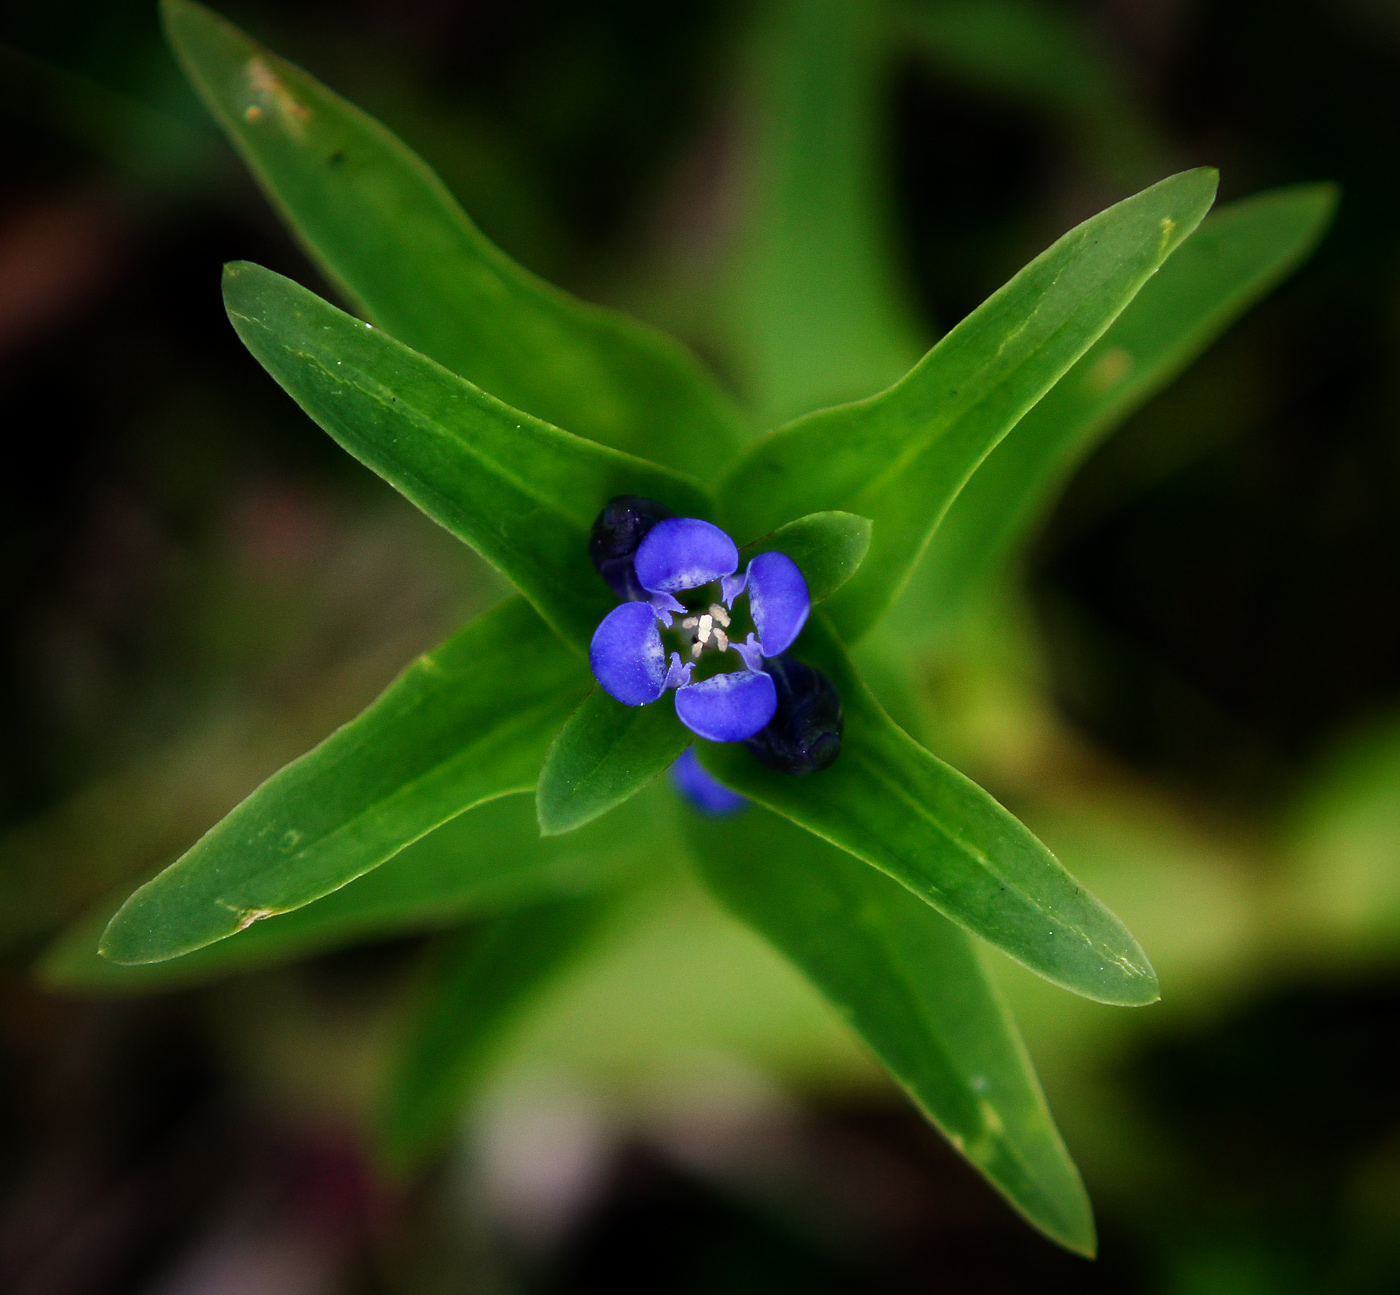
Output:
left=166, top=0, right=744, bottom=477
left=721, top=167, right=1221, bottom=643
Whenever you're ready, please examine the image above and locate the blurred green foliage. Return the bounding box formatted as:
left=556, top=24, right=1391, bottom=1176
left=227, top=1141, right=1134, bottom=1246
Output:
left=3, top=0, right=1400, bottom=1291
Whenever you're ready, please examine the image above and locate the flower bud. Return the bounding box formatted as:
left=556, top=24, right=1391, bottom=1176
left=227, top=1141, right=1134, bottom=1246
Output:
left=744, top=654, right=842, bottom=775
left=588, top=495, right=674, bottom=600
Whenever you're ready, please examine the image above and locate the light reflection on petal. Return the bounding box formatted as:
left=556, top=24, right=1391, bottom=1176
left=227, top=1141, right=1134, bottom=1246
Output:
left=589, top=601, right=667, bottom=705
left=747, top=550, right=810, bottom=657
left=674, top=668, right=777, bottom=742
left=635, top=518, right=738, bottom=593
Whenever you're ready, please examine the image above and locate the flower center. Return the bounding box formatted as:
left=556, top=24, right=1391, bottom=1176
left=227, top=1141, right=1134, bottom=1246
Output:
left=677, top=602, right=732, bottom=659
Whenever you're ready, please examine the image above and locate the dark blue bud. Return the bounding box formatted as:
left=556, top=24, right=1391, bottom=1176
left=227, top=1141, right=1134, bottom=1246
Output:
left=744, top=654, right=842, bottom=775
left=589, top=495, right=674, bottom=600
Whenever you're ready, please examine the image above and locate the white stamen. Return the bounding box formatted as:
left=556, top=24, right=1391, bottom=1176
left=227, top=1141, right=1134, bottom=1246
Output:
left=714, top=628, right=729, bottom=652
left=680, top=615, right=699, bottom=629
left=697, top=614, right=713, bottom=644
left=709, top=603, right=731, bottom=628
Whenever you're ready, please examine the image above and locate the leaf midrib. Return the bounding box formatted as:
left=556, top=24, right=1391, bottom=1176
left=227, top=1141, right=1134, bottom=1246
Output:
left=852, top=741, right=1129, bottom=970
left=225, top=692, right=575, bottom=908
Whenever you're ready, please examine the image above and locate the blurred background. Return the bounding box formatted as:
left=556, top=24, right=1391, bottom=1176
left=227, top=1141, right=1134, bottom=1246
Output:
left=4, top=0, right=1400, bottom=1290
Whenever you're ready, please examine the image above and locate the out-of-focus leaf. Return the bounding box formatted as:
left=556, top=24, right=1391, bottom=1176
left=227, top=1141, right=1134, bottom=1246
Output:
left=905, top=183, right=1338, bottom=643
left=43, top=788, right=668, bottom=995
left=905, top=0, right=1166, bottom=187
left=378, top=894, right=615, bottom=1174
left=728, top=0, right=925, bottom=426
left=738, top=510, right=872, bottom=604
left=537, top=690, right=690, bottom=837
left=162, top=0, right=745, bottom=477
left=694, top=804, right=1094, bottom=1255
left=1281, top=711, right=1400, bottom=951
left=223, top=262, right=712, bottom=651
left=698, top=616, right=1157, bottom=1005
left=721, top=168, right=1219, bottom=642
left=0, top=41, right=216, bottom=191
left=100, top=599, right=589, bottom=966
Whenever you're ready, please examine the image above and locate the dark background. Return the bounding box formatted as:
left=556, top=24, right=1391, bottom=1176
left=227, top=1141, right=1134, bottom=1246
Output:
left=3, top=1, right=1400, bottom=1290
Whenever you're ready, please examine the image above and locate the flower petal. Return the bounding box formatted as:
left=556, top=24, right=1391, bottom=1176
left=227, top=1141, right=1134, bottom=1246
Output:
left=635, top=517, right=738, bottom=594
left=649, top=591, right=686, bottom=625
left=663, top=652, right=694, bottom=691
left=731, top=632, right=765, bottom=674
left=669, top=747, right=747, bottom=816
left=747, top=550, right=810, bottom=657
left=589, top=602, right=667, bottom=705
left=674, top=668, right=777, bottom=742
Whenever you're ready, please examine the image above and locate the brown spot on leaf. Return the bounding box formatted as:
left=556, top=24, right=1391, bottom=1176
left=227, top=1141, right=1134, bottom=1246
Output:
left=244, top=58, right=313, bottom=139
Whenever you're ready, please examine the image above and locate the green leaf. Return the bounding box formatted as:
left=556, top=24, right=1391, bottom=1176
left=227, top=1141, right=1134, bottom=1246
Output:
left=697, top=616, right=1157, bottom=1005
left=726, top=0, right=925, bottom=425
left=162, top=0, right=745, bottom=478
left=720, top=168, right=1219, bottom=641
left=223, top=261, right=712, bottom=650
left=100, top=598, right=590, bottom=966
left=44, top=787, right=669, bottom=995
left=905, top=183, right=1338, bottom=641
left=537, top=690, right=690, bottom=838
left=378, top=893, right=615, bottom=1174
left=694, top=804, right=1094, bottom=1255
left=738, top=510, right=872, bottom=604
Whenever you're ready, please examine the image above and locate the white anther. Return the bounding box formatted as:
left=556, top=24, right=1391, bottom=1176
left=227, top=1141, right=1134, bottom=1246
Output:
left=714, top=628, right=729, bottom=652
left=680, top=615, right=699, bottom=629
left=708, top=603, right=731, bottom=628
left=691, top=640, right=703, bottom=659
left=697, top=613, right=713, bottom=645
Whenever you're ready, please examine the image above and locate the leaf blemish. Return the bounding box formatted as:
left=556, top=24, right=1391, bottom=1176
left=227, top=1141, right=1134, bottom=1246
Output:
left=244, top=58, right=313, bottom=140
left=1084, top=346, right=1133, bottom=395
left=1158, top=216, right=1177, bottom=256
left=234, top=908, right=274, bottom=932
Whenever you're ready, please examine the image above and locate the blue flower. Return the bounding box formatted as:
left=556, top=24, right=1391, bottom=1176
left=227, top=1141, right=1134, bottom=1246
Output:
left=669, top=747, right=748, bottom=816
left=587, top=502, right=811, bottom=743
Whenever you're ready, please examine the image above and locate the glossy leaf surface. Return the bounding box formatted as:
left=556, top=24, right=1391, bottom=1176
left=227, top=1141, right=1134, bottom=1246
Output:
left=738, top=510, right=872, bottom=604
left=698, top=617, right=1157, bottom=1005
left=907, top=183, right=1338, bottom=639
left=223, top=262, right=711, bottom=650
left=695, top=805, right=1094, bottom=1255
left=44, top=789, right=667, bottom=993
left=537, top=689, right=691, bottom=837
left=378, top=894, right=614, bottom=1173
left=163, top=0, right=745, bottom=477
left=721, top=168, right=1219, bottom=641
left=101, top=599, right=590, bottom=965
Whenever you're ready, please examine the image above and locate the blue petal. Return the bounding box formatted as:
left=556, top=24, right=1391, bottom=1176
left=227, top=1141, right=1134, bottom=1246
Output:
left=674, top=668, right=777, bottom=742
left=635, top=517, right=738, bottom=594
left=747, top=550, right=810, bottom=657
left=663, top=652, right=694, bottom=691
left=731, top=632, right=765, bottom=674
left=669, top=747, right=747, bottom=816
left=589, top=601, right=667, bottom=705
left=649, top=591, right=686, bottom=625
